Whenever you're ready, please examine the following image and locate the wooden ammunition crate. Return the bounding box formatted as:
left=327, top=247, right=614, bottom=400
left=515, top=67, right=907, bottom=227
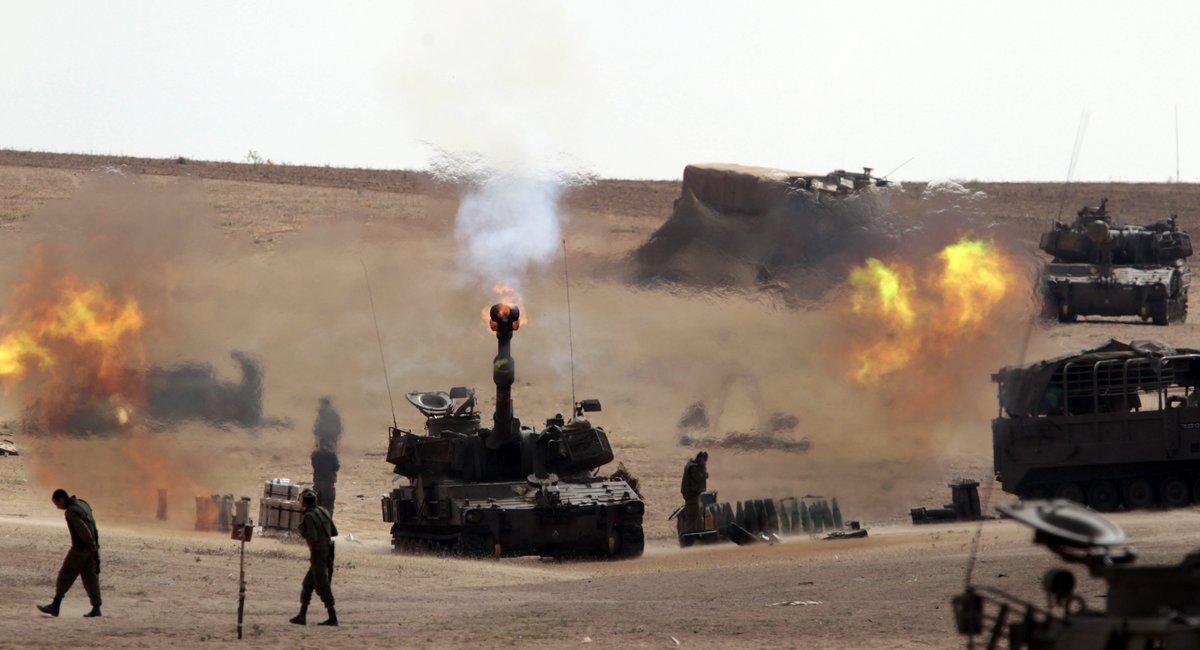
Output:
left=263, top=480, right=300, bottom=501
left=259, top=497, right=305, bottom=532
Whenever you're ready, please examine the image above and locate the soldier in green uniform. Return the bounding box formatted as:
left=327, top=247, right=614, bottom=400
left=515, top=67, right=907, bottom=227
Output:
left=38, top=489, right=102, bottom=618
left=680, top=451, right=709, bottom=532
left=290, top=488, right=338, bottom=626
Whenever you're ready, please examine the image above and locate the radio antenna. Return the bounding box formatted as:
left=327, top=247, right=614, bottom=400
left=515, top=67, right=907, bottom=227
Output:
left=964, top=116, right=1090, bottom=594
left=562, top=239, right=578, bottom=412
left=1055, top=109, right=1091, bottom=220
left=883, top=156, right=915, bottom=180
left=360, top=259, right=398, bottom=428
left=1176, top=104, right=1181, bottom=183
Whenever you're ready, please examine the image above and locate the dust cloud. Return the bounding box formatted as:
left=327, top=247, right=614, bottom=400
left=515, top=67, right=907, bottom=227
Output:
left=0, top=168, right=1046, bottom=524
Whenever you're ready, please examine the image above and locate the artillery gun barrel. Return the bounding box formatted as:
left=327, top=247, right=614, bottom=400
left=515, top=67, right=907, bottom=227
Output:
left=489, top=303, right=520, bottom=447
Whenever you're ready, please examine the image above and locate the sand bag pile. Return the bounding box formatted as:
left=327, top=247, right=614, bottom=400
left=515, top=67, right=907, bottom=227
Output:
left=633, top=163, right=895, bottom=299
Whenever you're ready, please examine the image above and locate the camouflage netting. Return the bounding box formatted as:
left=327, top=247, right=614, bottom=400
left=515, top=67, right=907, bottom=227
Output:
left=633, top=164, right=895, bottom=300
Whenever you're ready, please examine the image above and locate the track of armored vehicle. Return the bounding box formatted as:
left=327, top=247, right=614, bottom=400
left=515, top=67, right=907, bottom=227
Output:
left=380, top=303, right=645, bottom=559
left=1040, top=199, right=1191, bottom=325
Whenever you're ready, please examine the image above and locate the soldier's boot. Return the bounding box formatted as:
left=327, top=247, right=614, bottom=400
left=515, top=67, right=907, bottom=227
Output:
left=289, top=604, right=308, bottom=625
left=318, top=607, right=338, bottom=627
left=84, top=606, right=102, bottom=618
left=37, top=597, right=62, bottom=617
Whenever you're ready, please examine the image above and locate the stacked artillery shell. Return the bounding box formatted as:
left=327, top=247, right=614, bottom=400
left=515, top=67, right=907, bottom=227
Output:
left=764, top=499, right=779, bottom=533
left=778, top=501, right=791, bottom=533
left=721, top=502, right=734, bottom=532
left=792, top=500, right=803, bottom=533
left=799, top=501, right=812, bottom=532
left=831, top=498, right=843, bottom=529
left=735, top=501, right=745, bottom=529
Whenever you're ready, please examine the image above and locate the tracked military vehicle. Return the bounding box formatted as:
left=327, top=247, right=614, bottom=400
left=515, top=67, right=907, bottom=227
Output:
left=992, top=339, right=1200, bottom=510
left=1040, top=198, right=1192, bottom=325
left=955, top=499, right=1200, bottom=647
left=380, top=303, right=645, bottom=559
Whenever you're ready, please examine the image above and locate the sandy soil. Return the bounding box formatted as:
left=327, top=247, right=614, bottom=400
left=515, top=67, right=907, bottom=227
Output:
left=2, top=151, right=1200, bottom=647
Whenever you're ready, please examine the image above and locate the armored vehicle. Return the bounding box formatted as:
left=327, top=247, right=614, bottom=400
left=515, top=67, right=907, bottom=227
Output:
left=992, top=339, right=1200, bottom=510
left=955, top=499, right=1200, bottom=647
left=380, top=303, right=645, bottom=559
left=785, top=167, right=890, bottom=196
left=1040, top=198, right=1192, bottom=325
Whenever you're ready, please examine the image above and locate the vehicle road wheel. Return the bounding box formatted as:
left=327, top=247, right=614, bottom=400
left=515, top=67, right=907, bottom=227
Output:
left=1054, top=483, right=1085, bottom=504
left=1151, top=300, right=1170, bottom=326
left=1057, top=301, right=1078, bottom=323
left=615, top=525, right=645, bottom=558
left=1039, top=297, right=1058, bottom=321
left=1086, top=481, right=1120, bottom=512
left=1019, top=485, right=1050, bottom=500
left=1122, top=479, right=1155, bottom=510
left=1160, top=478, right=1190, bottom=508
left=456, top=533, right=493, bottom=558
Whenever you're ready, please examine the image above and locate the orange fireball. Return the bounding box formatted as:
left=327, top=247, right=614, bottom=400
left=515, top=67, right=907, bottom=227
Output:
left=846, top=238, right=1017, bottom=385
left=481, top=283, right=528, bottom=331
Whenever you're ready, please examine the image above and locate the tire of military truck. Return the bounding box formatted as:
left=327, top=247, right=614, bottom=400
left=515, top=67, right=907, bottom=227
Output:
left=1122, top=479, right=1155, bottom=509
left=1086, top=481, right=1120, bottom=512
left=1160, top=478, right=1190, bottom=508
left=613, top=524, right=645, bottom=558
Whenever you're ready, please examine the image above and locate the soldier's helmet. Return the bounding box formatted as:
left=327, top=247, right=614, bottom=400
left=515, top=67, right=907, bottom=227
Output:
left=300, top=488, right=318, bottom=506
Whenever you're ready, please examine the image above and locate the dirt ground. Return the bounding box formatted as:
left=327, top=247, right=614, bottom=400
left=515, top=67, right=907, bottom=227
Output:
left=3, top=151, right=1200, bottom=647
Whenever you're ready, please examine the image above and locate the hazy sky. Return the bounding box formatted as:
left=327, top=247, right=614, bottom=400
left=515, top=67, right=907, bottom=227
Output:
left=2, top=1, right=1199, bottom=181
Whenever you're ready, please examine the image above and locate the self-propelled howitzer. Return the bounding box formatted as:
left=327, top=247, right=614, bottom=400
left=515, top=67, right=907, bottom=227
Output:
left=380, top=303, right=645, bottom=558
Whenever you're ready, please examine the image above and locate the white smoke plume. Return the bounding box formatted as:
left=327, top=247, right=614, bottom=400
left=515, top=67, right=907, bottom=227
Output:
left=454, top=173, right=565, bottom=287
left=388, top=2, right=596, bottom=291
left=434, top=157, right=593, bottom=288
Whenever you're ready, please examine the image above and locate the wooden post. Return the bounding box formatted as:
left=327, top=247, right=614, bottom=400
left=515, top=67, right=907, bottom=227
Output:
left=156, top=488, right=168, bottom=521
left=231, top=521, right=252, bottom=639
left=237, top=537, right=246, bottom=639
